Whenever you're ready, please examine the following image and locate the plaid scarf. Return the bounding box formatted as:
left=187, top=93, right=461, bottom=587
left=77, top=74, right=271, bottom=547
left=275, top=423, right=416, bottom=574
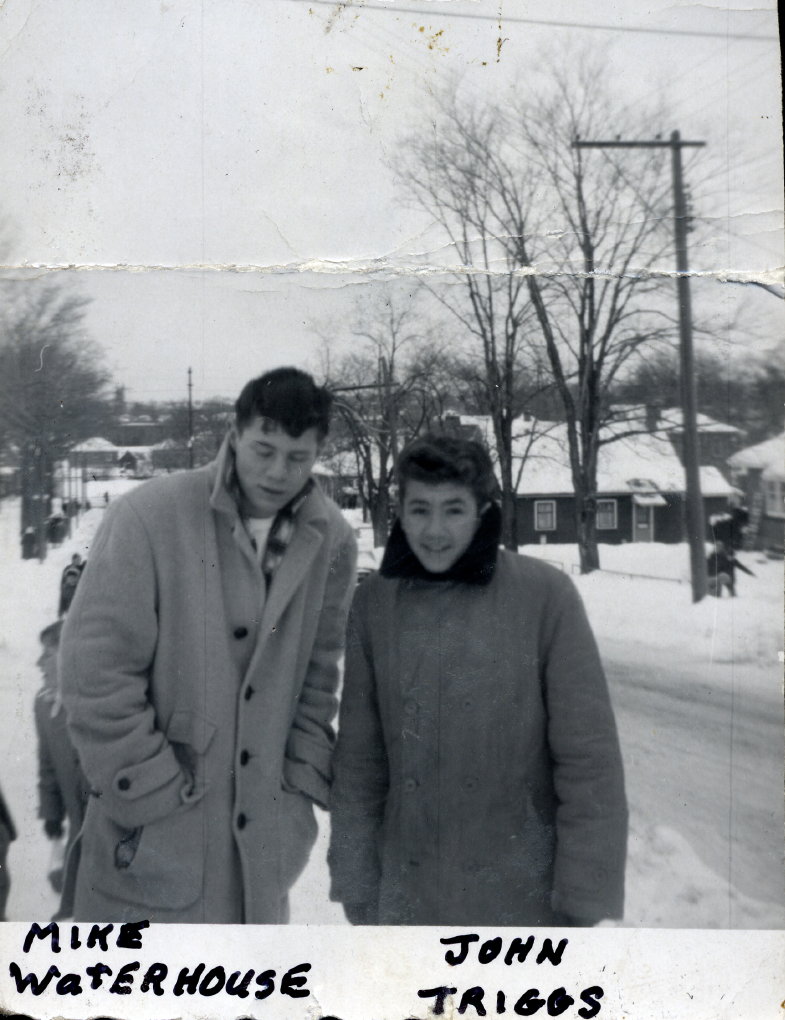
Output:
left=223, top=441, right=315, bottom=586
left=260, top=477, right=315, bottom=586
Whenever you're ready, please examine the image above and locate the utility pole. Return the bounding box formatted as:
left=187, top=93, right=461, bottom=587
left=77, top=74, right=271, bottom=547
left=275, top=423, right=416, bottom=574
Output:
left=573, top=131, right=708, bottom=602
left=187, top=366, right=194, bottom=469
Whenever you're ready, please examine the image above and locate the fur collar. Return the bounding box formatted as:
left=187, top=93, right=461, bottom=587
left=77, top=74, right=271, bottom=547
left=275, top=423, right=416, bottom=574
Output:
left=380, top=503, right=502, bottom=585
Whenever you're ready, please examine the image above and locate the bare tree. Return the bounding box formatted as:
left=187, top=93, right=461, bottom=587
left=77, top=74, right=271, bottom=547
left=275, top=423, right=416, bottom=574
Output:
left=0, top=279, right=113, bottom=547
left=318, top=291, right=446, bottom=544
left=397, top=104, right=546, bottom=550
left=398, top=55, right=679, bottom=569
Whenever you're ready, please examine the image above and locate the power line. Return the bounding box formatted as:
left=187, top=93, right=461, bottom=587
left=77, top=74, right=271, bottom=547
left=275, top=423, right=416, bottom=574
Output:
left=279, top=0, right=776, bottom=43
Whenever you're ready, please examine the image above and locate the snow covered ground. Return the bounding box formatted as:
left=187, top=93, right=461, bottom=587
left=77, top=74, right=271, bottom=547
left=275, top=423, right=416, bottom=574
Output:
left=522, top=540, right=782, bottom=682
left=522, top=540, right=784, bottom=928
left=0, top=489, right=782, bottom=928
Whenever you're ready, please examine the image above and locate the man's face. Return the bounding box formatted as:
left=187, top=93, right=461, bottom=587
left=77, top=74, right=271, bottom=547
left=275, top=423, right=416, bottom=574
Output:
left=400, top=480, right=484, bottom=573
left=37, top=643, right=58, bottom=688
left=232, top=417, right=321, bottom=518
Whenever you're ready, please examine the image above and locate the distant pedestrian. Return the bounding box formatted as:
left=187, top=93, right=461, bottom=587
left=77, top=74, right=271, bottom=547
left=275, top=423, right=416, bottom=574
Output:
left=711, top=506, right=749, bottom=551
left=707, top=540, right=755, bottom=597
left=34, top=620, right=90, bottom=919
left=0, top=784, right=16, bottom=921
left=21, top=527, right=37, bottom=560
left=58, top=555, right=85, bottom=617
left=103, top=491, right=110, bottom=506
left=46, top=513, right=67, bottom=546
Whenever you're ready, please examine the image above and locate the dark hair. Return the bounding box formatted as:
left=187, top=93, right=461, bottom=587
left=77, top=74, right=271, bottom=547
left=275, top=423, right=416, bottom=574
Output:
left=40, top=620, right=63, bottom=647
left=397, top=434, right=497, bottom=506
left=234, top=367, right=332, bottom=439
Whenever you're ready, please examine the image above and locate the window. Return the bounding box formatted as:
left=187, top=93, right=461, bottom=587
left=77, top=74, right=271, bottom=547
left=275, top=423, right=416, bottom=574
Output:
left=534, top=500, right=556, bottom=532
left=764, top=478, right=784, bottom=517
left=596, top=498, right=618, bottom=530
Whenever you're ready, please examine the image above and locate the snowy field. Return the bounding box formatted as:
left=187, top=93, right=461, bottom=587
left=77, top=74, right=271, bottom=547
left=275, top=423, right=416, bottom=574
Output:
left=0, top=484, right=782, bottom=928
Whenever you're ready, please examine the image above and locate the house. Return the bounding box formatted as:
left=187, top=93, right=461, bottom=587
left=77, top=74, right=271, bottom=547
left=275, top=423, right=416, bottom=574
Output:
left=312, top=461, right=339, bottom=503
left=109, top=415, right=168, bottom=448
left=608, top=404, right=744, bottom=476
left=727, top=433, right=784, bottom=551
left=69, top=437, right=119, bottom=478
left=117, top=447, right=154, bottom=478
left=513, top=422, right=736, bottom=546
left=440, top=411, right=738, bottom=545
left=151, top=438, right=190, bottom=472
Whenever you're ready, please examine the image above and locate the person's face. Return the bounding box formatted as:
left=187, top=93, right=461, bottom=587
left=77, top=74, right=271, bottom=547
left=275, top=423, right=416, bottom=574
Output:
left=231, top=417, right=321, bottom=518
left=400, top=480, right=485, bottom=573
left=37, top=643, right=58, bottom=688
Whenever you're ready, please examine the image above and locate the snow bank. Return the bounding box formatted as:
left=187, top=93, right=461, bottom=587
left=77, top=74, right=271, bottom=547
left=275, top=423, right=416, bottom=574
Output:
left=623, top=818, right=783, bottom=929
left=521, top=541, right=783, bottom=674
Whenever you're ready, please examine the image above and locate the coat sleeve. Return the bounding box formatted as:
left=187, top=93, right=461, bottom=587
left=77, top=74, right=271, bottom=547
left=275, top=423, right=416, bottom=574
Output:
left=328, top=584, right=389, bottom=907
left=59, top=497, right=195, bottom=829
left=283, top=523, right=358, bottom=808
left=34, top=698, right=65, bottom=826
left=541, top=574, right=628, bottom=922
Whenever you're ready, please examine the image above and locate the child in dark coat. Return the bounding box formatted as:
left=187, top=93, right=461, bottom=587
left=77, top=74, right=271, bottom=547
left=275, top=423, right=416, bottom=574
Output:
left=34, top=620, right=90, bottom=918
left=0, top=784, right=16, bottom=920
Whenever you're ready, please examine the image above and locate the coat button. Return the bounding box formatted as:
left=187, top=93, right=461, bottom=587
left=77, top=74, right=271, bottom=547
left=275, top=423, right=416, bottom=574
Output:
left=463, top=776, right=479, bottom=791
left=117, top=777, right=131, bottom=791
left=244, top=686, right=254, bottom=701
left=403, top=778, right=418, bottom=793
left=462, top=698, right=473, bottom=710
left=234, top=626, right=249, bottom=639
left=237, top=813, right=248, bottom=830
left=239, top=750, right=250, bottom=766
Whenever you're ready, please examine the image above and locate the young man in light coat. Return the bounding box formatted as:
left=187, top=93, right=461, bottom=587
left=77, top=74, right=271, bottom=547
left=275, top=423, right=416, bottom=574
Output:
left=60, top=368, right=357, bottom=923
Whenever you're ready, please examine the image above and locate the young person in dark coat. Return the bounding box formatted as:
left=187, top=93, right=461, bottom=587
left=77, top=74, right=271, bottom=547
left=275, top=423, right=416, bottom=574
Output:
left=58, top=554, right=85, bottom=617
left=707, top=540, right=755, bottom=597
left=34, top=620, right=90, bottom=917
left=329, top=434, right=628, bottom=927
left=0, top=784, right=15, bottom=920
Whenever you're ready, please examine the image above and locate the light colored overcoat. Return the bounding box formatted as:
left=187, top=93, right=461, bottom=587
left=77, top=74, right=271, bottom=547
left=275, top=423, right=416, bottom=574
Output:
left=60, top=439, right=356, bottom=923
left=329, top=551, right=628, bottom=925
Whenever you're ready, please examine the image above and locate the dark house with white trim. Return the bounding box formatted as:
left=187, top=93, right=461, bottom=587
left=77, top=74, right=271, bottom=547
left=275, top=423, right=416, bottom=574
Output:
left=513, top=423, right=736, bottom=546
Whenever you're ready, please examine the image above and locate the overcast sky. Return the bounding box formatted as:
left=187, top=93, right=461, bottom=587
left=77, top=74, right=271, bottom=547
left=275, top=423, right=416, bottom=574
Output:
left=0, top=0, right=781, bottom=402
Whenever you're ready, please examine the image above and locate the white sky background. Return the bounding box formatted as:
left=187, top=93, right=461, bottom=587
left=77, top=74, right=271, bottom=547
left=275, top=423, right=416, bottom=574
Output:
left=0, top=0, right=781, bottom=402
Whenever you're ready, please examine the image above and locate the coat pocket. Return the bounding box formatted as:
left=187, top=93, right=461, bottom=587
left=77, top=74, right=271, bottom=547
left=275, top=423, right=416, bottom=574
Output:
left=166, top=709, right=218, bottom=800
left=276, top=787, right=318, bottom=893
left=80, top=796, right=206, bottom=911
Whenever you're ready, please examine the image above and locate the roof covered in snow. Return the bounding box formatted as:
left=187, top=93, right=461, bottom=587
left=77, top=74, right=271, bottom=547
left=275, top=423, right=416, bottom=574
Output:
left=727, top=433, right=785, bottom=479
left=514, top=422, right=735, bottom=498
left=70, top=437, right=118, bottom=453
left=609, top=405, right=743, bottom=435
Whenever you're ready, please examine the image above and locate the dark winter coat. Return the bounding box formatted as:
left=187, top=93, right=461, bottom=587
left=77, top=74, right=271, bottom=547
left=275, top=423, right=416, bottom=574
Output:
left=60, top=436, right=357, bottom=923
left=0, top=784, right=16, bottom=921
left=328, top=508, right=627, bottom=925
left=34, top=691, right=90, bottom=842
